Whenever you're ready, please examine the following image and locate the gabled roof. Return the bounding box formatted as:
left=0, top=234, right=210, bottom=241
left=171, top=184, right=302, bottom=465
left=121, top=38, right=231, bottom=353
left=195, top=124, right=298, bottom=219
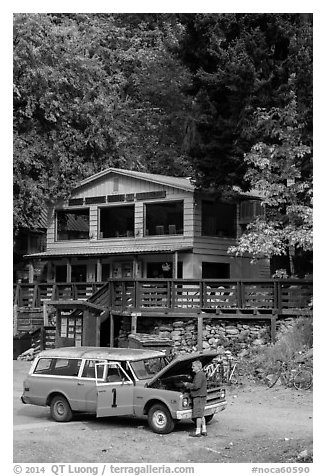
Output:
left=77, top=168, right=195, bottom=193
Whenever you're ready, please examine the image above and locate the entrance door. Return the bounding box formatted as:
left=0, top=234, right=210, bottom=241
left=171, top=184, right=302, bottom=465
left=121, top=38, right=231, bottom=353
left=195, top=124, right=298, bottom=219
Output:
left=55, top=265, right=67, bottom=283
left=71, top=264, right=87, bottom=282
left=96, top=362, right=134, bottom=417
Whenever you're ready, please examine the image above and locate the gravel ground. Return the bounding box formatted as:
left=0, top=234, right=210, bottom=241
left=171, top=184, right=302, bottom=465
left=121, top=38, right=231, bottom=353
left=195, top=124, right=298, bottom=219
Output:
left=13, top=360, right=313, bottom=464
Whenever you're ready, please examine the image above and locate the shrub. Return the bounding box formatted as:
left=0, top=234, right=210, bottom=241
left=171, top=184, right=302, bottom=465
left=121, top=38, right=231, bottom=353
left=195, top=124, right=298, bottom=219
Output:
left=246, top=316, right=313, bottom=378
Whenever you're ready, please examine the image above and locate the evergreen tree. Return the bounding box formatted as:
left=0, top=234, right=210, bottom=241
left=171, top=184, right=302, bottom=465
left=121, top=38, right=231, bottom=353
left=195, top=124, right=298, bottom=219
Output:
left=177, top=13, right=312, bottom=192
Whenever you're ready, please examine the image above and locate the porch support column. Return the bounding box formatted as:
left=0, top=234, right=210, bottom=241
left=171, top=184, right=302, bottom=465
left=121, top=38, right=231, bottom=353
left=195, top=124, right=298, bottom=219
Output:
left=173, top=251, right=178, bottom=279
left=66, top=258, right=72, bottom=282
left=132, top=255, right=138, bottom=278
left=28, top=261, right=34, bottom=283
left=97, top=258, right=102, bottom=282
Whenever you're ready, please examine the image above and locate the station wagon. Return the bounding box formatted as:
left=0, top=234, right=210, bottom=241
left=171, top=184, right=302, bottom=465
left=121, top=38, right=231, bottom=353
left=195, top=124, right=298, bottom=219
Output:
left=21, top=347, right=227, bottom=433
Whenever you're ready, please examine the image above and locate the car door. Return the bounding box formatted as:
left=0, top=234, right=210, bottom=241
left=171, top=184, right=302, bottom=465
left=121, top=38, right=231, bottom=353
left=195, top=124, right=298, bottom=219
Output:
left=95, top=362, right=134, bottom=418
left=76, top=359, right=107, bottom=412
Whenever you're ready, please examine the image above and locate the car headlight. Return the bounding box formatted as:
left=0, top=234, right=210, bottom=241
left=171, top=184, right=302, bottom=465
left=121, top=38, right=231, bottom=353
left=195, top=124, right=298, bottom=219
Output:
left=220, top=390, right=225, bottom=399
left=182, top=397, right=189, bottom=408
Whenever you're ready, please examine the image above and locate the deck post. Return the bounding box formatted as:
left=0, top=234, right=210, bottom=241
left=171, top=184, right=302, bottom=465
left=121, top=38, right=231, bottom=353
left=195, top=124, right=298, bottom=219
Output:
left=277, top=280, right=282, bottom=313
left=200, top=281, right=205, bottom=308
left=55, top=308, right=61, bottom=347
left=43, top=301, right=49, bottom=326
left=271, top=316, right=277, bottom=343
left=110, top=312, right=114, bottom=347
left=197, top=313, right=203, bottom=352
left=131, top=312, right=138, bottom=334
left=173, top=251, right=178, bottom=279
left=95, top=314, right=101, bottom=347
left=13, top=304, right=18, bottom=336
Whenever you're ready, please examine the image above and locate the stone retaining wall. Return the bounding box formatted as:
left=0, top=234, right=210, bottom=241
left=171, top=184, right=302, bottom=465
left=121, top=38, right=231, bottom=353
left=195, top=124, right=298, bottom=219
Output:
left=117, top=315, right=304, bottom=356
left=118, top=316, right=278, bottom=355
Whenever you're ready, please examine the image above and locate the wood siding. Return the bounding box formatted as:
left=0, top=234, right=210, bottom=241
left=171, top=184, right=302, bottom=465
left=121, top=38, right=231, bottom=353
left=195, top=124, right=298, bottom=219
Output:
left=46, top=176, right=194, bottom=251
left=72, top=173, right=187, bottom=197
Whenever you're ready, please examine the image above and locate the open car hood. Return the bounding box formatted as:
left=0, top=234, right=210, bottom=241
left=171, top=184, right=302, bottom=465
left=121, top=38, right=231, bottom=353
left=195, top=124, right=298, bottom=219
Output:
left=147, top=350, right=220, bottom=387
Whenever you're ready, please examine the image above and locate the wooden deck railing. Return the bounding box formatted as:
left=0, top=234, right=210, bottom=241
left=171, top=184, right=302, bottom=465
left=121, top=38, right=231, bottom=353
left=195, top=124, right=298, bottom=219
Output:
left=13, top=279, right=312, bottom=314
left=13, top=282, right=107, bottom=308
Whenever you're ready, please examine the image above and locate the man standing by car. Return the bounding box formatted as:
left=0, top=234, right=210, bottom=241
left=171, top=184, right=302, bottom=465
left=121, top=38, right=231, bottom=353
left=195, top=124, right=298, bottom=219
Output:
left=184, top=360, right=208, bottom=437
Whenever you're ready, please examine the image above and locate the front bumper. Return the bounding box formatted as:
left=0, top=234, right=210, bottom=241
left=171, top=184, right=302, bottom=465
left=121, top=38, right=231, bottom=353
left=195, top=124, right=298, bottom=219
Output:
left=175, top=400, right=227, bottom=420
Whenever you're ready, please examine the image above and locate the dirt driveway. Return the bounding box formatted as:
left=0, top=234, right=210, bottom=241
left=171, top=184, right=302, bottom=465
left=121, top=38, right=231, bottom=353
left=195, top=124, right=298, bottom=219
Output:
left=13, top=361, right=313, bottom=464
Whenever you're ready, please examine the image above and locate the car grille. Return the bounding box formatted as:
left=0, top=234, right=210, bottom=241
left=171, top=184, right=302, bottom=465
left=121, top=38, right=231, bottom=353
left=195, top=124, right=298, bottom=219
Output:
left=207, top=388, right=225, bottom=405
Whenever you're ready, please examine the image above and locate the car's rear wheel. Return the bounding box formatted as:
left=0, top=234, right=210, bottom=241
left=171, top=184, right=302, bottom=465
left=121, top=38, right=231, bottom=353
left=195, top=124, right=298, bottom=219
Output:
left=50, top=395, right=73, bottom=422
left=148, top=404, right=175, bottom=434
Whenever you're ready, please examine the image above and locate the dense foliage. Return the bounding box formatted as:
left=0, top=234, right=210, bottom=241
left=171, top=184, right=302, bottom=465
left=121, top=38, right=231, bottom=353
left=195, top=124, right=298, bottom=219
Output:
left=13, top=13, right=191, bottom=230
left=178, top=13, right=312, bottom=190
left=228, top=90, right=312, bottom=274
left=13, top=13, right=312, bottom=274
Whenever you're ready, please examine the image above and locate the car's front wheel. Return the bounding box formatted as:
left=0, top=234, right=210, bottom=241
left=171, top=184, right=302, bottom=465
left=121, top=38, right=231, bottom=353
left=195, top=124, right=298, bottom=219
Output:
left=50, top=395, right=73, bottom=422
left=148, top=404, right=175, bottom=434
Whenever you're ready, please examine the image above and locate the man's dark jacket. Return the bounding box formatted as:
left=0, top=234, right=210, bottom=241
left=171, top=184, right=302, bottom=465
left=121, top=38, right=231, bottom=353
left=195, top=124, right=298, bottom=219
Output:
left=188, top=370, right=207, bottom=397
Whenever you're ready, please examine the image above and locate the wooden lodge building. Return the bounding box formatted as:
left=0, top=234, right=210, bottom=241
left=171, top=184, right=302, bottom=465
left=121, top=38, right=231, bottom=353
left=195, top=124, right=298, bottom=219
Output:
left=14, top=168, right=312, bottom=352
left=25, top=167, right=268, bottom=283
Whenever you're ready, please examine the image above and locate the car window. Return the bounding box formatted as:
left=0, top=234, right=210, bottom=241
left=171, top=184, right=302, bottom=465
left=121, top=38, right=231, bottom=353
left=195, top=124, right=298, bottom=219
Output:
left=107, top=363, right=124, bottom=383
left=34, top=358, right=52, bottom=374
left=53, top=359, right=81, bottom=376
left=93, top=362, right=132, bottom=383
left=33, top=358, right=81, bottom=376
left=82, top=360, right=106, bottom=379
left=130, top=357, right=167, bottom=380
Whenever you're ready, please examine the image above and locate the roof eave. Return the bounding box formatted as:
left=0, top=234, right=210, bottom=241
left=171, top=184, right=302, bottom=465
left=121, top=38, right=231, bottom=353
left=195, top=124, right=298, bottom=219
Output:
left=24, top=245, right=193, bottom=259
left=76, top=168, right=195, bottom=193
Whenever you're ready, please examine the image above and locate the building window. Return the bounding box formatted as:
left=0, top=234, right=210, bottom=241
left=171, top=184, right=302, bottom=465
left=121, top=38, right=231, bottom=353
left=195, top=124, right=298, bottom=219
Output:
left=29, top=233, right=46, bottom=253
left=113, top=177, right=119, bottom=192
left=145, top=201, right=184, bottom=236
left=99, top=205, right=135, bottom=238
left=146, top=261, right=183, bottom=278
left=202, top=262, right=230, bottom=279
left=202, top=201, right=236, bottom=238
left=239, top=200, right=265, bottom=224
left=56, top=209, right=90, bottom=241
